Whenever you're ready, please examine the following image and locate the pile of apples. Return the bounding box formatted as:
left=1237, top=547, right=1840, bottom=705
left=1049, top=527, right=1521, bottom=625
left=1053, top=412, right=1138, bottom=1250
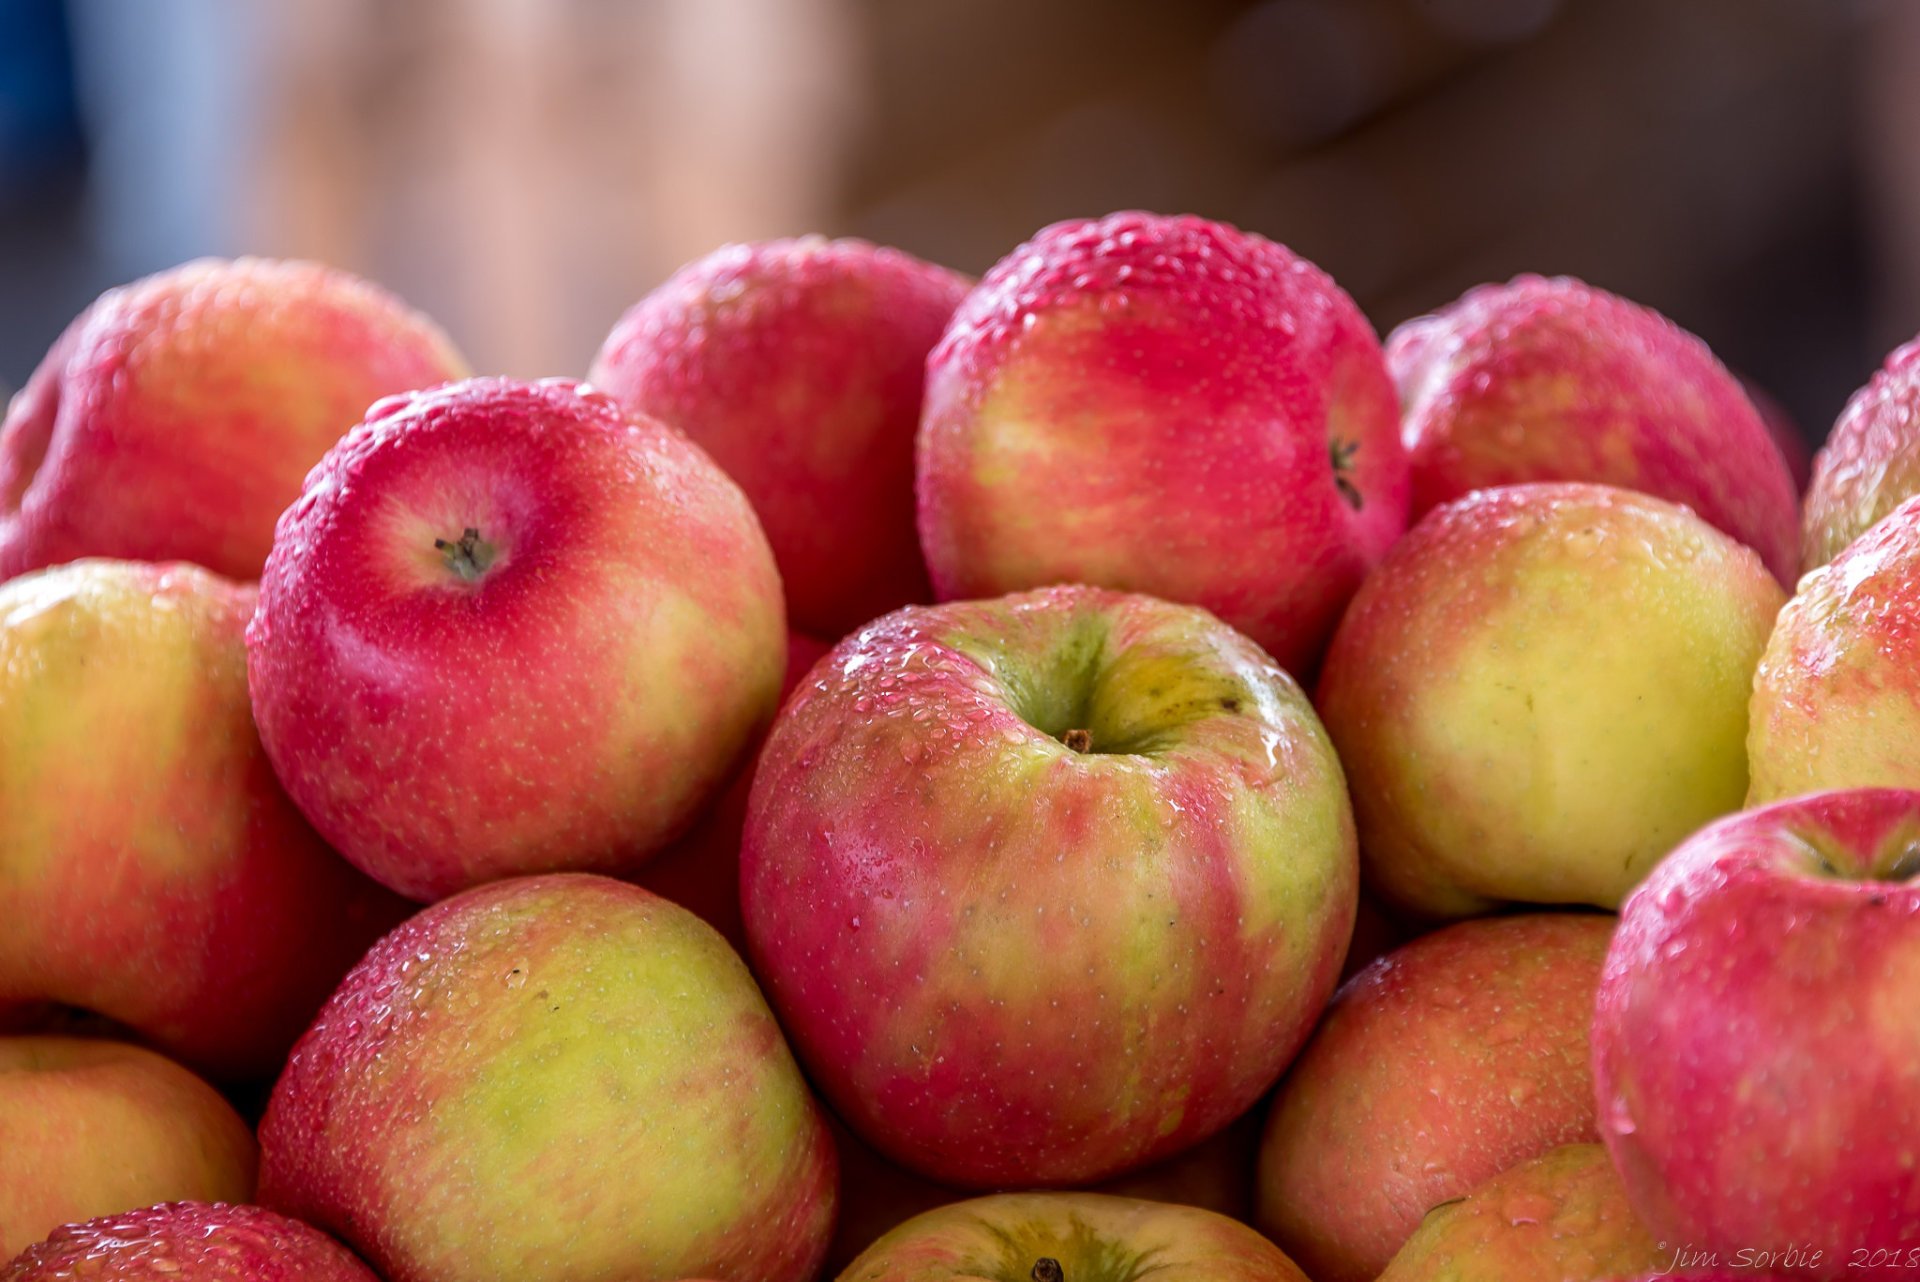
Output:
left=5, top=211, right=1920, bottom=1282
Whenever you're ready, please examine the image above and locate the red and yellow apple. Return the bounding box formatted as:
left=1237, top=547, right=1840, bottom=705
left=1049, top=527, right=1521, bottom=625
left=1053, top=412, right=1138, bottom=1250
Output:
left=742, top=584, right=1357, bottom=1188
left=1594, top=789, right=1920, bottom=1270
left=1317, top=482, right=1784, bottom=917
left=1257, top=913, right=1614, bottom=1282
left=259, top=873, right=837, bottom=1282
left=1802, top=333, right=1920, bottom=570
left=0, top=559, right=406, bottom=1080
left=916, top=211, right=1407, bottom=675
left=2, top=1202, right=377, bottom=1281
left=247, top=377, right=786, bottom=902
left=590, top=237, right=968, bottom=637
left=0, top=1037, right=255, bottom=1258
left=0, top=257, right=466, bottom=584
left=838, top=1192, right=1310, bottom=1282
left=1387, top=274, right=1800, bottom=583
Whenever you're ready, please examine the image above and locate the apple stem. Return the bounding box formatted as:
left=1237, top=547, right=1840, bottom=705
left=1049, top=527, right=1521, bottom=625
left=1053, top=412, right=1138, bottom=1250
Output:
left=1062, top=728, right=1093, bottom=753
left=1032, top=1260, right=1064, bottom=1282
left=435, top=527, right=496, bottom=581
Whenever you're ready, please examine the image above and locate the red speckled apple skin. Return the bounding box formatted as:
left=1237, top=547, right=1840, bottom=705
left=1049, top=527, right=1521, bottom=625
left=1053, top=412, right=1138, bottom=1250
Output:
left=2, top=1202, right=378, bottom=1281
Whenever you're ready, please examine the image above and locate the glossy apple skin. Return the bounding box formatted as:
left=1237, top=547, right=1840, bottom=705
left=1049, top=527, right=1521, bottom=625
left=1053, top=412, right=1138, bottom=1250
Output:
left=0, top=1038, right=255, bottom=1258
left=1387, top=274, right=1799, bottom=584
left=590, top=238, right=968, bottom=638
left=1257, top=913, right=1613, bottom=1282
left=2, top=1202, right=377, bottom=1282
left=1317, top=482, right=1784, bottom=918
left=0, top=258, right=466, bottom=584
left=1594, top=790, right=1920, bottom=1273
left=743, top=584, right=1358, bottom=1188
left=0, top=560, right=406, bottom=1080
left=1802, top=335, right=1920, bottom=570
left=636, top=631, right=832, bottom=951
left=839, top=1192, right=1309, bottom=1282
left=1749, top=494, right=1920, bottom=802
left=258, top=874, right=837, bottom=1282
left=1375, top=1145, right=1662, bottom=1282
left=916, top=211, right=1407, bottom=676
left=247, top=377, right=786, bottom=902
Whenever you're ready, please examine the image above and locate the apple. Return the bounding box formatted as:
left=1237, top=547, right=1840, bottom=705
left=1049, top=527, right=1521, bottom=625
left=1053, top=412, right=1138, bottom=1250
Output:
left=742, top=583, right=1358, bottom=1187
left=1375, top=1145, right=1662, bottom=1282
left=2, top=1201, right=377, bottom=1281
left=1386, top=274, right=1800, bottom=583
left=1802, top=333, right=1920, bottom=570
left=837, top=1192, right=1309, bottom=1282
left=589, top=237, right=969, bottom=637
left=0, top=1037, right=255, bottom=1258
left=915, top=211, right=1407, bottom=676
left=1316, top=482, right=1784, bottom=918
left=636, top=630, right=832, bottom=951
left=1748, top=493, right=1920, bottom=802
left=0, top=559, right=406, bottom=1080
left=1257, top=912, right=1614, bottom=1282
left=247, top=376, right=786, bottom=902
left=0, top=257, right=466, bottom=584
left=1594, top=788, right=1920, bottom=1271
left=258, top=873, right=837, bottom=1282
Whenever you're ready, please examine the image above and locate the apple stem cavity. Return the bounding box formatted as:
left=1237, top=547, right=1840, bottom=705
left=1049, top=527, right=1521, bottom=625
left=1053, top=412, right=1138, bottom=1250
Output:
left=1032, top=1259, right=1064, bottom=1282
left=1062, top=727, right=1093, bottom=754
left=1330, top=436, right=1364, bottom=511
left=434, top=527, right=496, bottom=582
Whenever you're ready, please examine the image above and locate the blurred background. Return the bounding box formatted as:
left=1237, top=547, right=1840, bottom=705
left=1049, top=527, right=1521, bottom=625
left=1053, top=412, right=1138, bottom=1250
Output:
left=0, top=0, right=1911, bottom=448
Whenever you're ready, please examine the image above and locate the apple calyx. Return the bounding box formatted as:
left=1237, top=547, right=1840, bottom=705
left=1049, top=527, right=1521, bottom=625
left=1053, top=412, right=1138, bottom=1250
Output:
left=1061, top=728, right=1094, bottom=753
left=434, top=527, right=497, bottom=582
left=1032, top=1258, right=1065, bottom=1282
left=1329, top=437, right=1363, bottom=511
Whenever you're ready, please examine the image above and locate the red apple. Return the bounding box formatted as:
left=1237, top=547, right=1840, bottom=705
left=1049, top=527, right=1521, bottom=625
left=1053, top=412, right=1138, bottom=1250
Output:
left=590, top=237, right=969, bottom=637
left=1594, top=788, right=1920, bottom=1272
left=2, top=1202, right=377, bottom=1281
left=0, top=559, right=406, bottom=1080
left=916, top=211, right=1407, bottom=675
left=839, top=1192, right=1309, bottom=1282
left=259, top=874, right=837, bottom=1282
left=0, top=1038, right=256, bottom=1258
left=0, top=258, right=466, bottom=584
left=1257, top=913, right=1614, bottom=1282
left=742, top=584, right=1358, bottom=1188
left=1317, top=483, right=1784, bottom=917
left=1803, top=334, right=1920, bottom=570
left=1387, top=274, right=1800, bottom=583
left=247, top=377, right=786, bottom=902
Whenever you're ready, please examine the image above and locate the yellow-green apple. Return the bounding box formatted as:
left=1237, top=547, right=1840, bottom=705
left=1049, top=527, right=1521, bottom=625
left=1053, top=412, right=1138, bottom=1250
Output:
left=258, top=873, right=836, bottom=1282
left=2, top=1202, right=378, bottom=1281
left=1317, top=482, right=1784, bottom=918
left=1257, top=913, right=1614, bottom=1282
left=589, top=237, right=969, bottom=637
left=0, top=560, right=406, bottom=1080
left=837, top=1192, right=1309, bottom=1282
left=0, top=1037, right=255, bottom=1258
left=1749, top=494, right=1920, bottom=801
left=0, top=257, right=466, bottom=583
left=1594, top=789, right=1920, bottom=1270
left=1375, top=1145, right=1662, bottom=1282
left=916, top=211, right=1407, bottom=675
left=636, top=630, right=832, bottom=951
left=1802, top=334, right=1920, bottom=570
left=1387, top=275, right=1799, bottom=583
left=742, top=584, right=1357, bottom=1187
left=246, top=377, right=786, bottom=902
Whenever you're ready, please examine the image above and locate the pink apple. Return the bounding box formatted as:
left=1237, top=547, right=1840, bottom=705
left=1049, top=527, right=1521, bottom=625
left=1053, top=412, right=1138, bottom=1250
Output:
left=247, top=377, right=786, bottom=902
left=1594, top=788, right=1920, bottom=1273
left=0, top=258, right=466, bottom=584
left=916, top=211, right=1407, bottom=675
left=2, top=1202, right=377, bottom=1281
left=1257, top=913, right=1614, bottom=1282
left=0, top=559, right=406, bottom=1080
left=1803, top=333, right=1920, bottom=570
left=1387, top=274, right=1800, bottom=583
left=590, top=237, right=969, bottom=637
left=742, top=584, right=1358, bottom=1188
left=259, top=874, right=837, bottom=1282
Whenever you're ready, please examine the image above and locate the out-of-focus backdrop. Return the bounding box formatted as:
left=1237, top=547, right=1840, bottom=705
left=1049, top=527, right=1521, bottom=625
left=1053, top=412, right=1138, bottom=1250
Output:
left=0, top=0, right=1911, bottom=444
